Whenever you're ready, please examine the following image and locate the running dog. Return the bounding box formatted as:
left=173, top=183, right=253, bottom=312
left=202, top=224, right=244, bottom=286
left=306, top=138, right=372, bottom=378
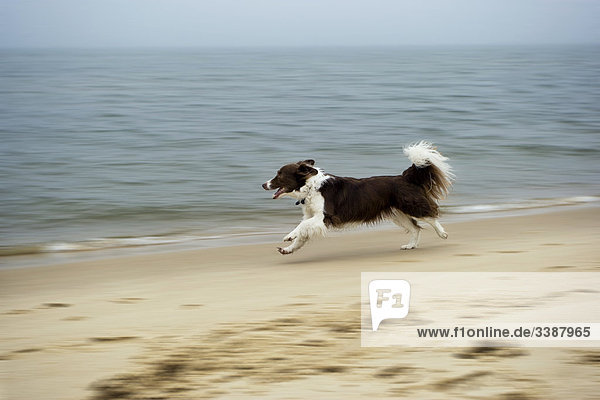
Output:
left=262, top=141, right=454, bottom=254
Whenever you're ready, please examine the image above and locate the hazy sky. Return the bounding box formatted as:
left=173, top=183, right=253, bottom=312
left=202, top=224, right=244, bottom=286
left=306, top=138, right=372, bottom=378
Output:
left=1, top=0, right=599, bottom=48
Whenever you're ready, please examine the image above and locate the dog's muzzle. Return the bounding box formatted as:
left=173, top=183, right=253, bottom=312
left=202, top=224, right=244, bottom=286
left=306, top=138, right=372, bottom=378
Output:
left=262, top=181, right=286, bottom=199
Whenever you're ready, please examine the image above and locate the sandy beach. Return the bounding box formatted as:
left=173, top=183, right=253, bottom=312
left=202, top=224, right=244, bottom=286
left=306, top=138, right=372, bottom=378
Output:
left=1, top=206, right=599, bottom=399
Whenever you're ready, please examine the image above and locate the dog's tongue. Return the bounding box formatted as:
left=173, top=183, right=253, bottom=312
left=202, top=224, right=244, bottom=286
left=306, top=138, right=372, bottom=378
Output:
left=273, top=188, right=286, bottom=199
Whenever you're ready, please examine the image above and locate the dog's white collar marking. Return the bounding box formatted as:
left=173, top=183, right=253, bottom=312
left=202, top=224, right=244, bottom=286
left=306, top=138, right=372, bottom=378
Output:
left=278, top=168, right=330, bottom=254
left=281, top=168, right=330, bottom=201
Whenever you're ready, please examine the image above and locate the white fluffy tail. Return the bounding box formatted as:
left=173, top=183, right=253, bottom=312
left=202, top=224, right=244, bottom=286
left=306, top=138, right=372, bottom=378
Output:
left=403, top=141, right=455, bottom=200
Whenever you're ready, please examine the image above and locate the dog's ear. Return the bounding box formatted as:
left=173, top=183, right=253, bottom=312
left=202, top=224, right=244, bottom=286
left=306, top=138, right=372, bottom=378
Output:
left=297, top=163, right=317, bottom=176
left=297, top=159, right=315, bottom=166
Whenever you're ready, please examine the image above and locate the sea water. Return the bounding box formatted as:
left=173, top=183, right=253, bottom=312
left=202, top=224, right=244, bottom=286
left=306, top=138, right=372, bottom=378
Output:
left=1, top=46, right=599, bottom=256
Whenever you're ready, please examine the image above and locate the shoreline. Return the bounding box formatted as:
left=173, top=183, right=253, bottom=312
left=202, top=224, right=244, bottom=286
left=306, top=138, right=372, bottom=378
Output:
left=1, top=206, right=599, bottom=399
left=2, top=200, right=599, bottom=270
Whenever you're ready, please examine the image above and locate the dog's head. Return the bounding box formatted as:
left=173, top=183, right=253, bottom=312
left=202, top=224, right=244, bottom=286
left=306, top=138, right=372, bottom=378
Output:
left=262, top=160, right=317, bottom=199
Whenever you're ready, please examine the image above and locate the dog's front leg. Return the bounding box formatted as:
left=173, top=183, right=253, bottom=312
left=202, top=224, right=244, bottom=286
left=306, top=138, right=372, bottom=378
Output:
left=279, top=223, right=309, bottom=254
left=278, top=215, right=327, bottom=255
left=278, top=236, right=307, bottom=255
left=283, top=226, right=300, bottom=243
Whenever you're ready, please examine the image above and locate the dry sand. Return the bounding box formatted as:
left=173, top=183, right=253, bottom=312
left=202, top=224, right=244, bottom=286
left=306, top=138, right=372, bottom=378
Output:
left=1, top=207, right=599, bottom=399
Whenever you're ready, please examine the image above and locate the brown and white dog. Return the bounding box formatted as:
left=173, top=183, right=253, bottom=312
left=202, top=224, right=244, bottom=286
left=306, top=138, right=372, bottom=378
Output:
left=262, top=141, right=454, bottom=255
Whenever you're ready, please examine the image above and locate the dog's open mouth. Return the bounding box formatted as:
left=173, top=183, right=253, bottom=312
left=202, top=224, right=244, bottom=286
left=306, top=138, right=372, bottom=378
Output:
left=273, top=188, right=287, bottom=199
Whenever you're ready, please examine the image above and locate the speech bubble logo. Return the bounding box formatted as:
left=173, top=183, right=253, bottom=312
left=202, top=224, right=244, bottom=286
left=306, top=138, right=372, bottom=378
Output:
left=369, top=279, right=411, bottom=331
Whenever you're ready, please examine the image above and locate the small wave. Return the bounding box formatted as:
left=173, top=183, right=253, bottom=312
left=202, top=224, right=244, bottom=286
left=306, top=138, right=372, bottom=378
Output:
left=444, top=196, right=600, bottom=214
left=0, top=230, right=286, bottom=257
left=498, top=143, right=600, bottom=156
left=2, top=196, right=598, bottom=258
left=0, top=235, right=200, bottom=257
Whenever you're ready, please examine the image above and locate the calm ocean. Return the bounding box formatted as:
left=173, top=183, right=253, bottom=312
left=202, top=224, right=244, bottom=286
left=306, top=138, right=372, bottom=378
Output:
left=1, top=46, right=599, bottom=257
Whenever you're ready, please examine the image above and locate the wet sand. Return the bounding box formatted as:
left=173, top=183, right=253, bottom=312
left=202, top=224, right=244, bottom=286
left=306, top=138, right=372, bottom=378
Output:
left=1, top=207, right=599, bottom=399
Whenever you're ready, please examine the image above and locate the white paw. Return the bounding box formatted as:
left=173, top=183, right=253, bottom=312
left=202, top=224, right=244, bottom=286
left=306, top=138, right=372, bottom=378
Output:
left=277, top=247, right=293, bottom=255
left=440, top=232, right=448, bottom=239
left=283, top=233, right=296, bottom=242
left=401, top=244, right=417, bottom=250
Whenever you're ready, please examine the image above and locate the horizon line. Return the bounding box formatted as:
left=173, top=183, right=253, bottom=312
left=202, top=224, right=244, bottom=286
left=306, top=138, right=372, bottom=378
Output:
left=1, top=42, right=599, bottom=51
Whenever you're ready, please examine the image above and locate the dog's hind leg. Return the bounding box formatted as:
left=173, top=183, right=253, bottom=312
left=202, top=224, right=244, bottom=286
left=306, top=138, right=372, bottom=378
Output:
left=391, top=211, right=422, bottom=250
left=419, top=217, right=448, bottom=239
